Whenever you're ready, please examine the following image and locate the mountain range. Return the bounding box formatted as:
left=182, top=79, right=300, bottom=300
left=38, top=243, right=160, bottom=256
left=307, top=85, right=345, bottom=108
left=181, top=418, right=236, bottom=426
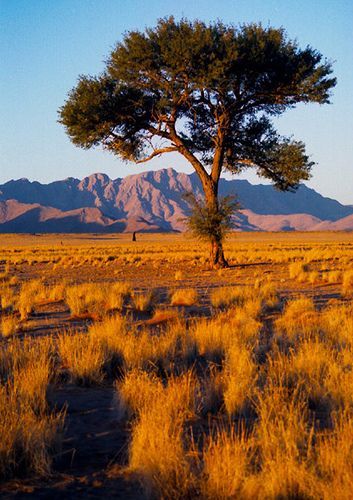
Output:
left=0, top=168, right=352, bottom=233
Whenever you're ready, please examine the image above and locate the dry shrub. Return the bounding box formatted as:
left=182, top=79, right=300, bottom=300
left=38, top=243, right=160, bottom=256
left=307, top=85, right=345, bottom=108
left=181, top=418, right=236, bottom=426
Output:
left=308, top=271, right=320, bottom=284
left=324, top=351, right=353, bottom=410
left=65, top=283, right=106, bottom=317
left=223, top=344, right=257, bottom=417
left=89, top=315, right=194, bottom=371
left=0, top=284, right=17, bottom=311
left=2, top=337, right=51, bottom=381
left=297, top=271, right=310, bottom=283
left=326, top=270, right=342, bottom=284
left=277, top=300, right=353, bottom=352
left=46, top=282, right=66, bottom=302
left=89, top=314, right=127, bottom=355
left=275, top=296, right=319, bottom=344
left=289, top=341, right=334, bottom=402
left=115, top=369, right=164, bottom=420
left=342, top=270, right=353, bottom=296
left=106, top=281, right=131, bottom=310
left=132, top=289, right=157, bottom=312
left=210, top=285, right=254, bottom=309
left=18, top=279, right=44, bottom=320
left=174, top=270, right=184, bottom=281
left=66, top=281, right=131, bottom=316
left=191, top=306, right=261, bottom=360
left=1, top=315, right=19, bottom=337
left=121, top=326, right=184, bottom=371
left=269, top=336, right=353, bottom=416
left=268, top=342, right=336, bottom=414
left=254, top=384, right=314, bottom=498
left=256, top=280, right=279, bottom=308
left=11, top=338, right=53, bottom=413
left=119, top=331, right=157, bottom=370
left=128, top=371, right=197, bottom=498
left=289, top=261, right=309, bottom=279
left=147, top=308, right=180, bottom=325
left=0, top=386, right=64, bottom=479
left=314, top=412, right=353, bottom=498
left=241, top=296, right=262, bottom=319
left=170, top=288, right=198, bottom=306
left=201, top=427, right=255, bottom=499
left=321, top=302, right=353, bottom=348
left=57, top=332, right=108, bottom=385
left=0, top=338, right=64, bottom=479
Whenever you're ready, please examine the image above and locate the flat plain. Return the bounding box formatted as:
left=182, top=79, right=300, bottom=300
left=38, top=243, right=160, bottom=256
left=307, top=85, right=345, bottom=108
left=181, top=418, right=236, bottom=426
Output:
left=1, top=232, right=353, bottom=498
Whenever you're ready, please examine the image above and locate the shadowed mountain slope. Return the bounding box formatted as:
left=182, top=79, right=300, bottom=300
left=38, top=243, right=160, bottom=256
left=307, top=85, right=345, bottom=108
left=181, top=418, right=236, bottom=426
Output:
left=0, top=168, right=352, bottom=232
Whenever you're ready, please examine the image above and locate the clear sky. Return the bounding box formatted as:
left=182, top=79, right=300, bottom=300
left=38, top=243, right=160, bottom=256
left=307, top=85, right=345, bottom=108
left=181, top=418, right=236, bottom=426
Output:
left=1, top=0, right=352, bottom=203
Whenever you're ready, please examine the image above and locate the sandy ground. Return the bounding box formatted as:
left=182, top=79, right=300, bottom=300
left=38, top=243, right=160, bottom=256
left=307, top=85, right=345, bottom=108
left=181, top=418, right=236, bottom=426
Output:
left=0, top=232, right=350, bottom=497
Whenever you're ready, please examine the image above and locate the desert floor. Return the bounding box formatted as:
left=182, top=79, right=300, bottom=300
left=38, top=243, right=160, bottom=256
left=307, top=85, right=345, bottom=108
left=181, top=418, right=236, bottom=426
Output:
left=1, top=232, right=353, bottom=498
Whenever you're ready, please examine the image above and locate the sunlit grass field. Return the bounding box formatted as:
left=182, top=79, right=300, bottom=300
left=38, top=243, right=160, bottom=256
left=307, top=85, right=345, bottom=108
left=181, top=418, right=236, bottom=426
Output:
left=1, top=232, right=353, bottom=498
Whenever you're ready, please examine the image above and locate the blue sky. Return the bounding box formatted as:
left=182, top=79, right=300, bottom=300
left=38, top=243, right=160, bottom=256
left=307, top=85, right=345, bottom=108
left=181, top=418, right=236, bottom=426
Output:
left=1, top=0, right=352, bottom=202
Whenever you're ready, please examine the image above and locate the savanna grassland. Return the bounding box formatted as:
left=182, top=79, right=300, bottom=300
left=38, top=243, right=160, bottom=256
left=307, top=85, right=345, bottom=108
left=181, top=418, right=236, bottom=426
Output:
left=1, top=232, right=353, bottom=499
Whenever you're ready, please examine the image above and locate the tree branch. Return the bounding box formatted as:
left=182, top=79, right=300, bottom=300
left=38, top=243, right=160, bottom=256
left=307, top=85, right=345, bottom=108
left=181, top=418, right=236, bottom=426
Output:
left=168, top=127, right=210, bottom=185
left=136, top=146, right=178, bottom=163
left=211, top=113, right=229, bottom=184
left=148, top=126, right=171, bottom=140
left=234, top=158, right=295, bottom=189
left=234, top=159, right=256, bottom=166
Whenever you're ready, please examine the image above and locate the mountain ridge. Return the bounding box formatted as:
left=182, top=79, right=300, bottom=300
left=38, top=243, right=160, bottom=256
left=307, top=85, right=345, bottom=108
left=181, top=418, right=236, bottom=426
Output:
left=0, top=168, right=352, bottom=233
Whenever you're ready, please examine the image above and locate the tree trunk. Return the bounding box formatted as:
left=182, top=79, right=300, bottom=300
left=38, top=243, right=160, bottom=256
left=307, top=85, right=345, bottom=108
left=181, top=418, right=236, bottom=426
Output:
left=210, top=237, right=228, bottom=269
left=203, top=178, right=229, bottom=269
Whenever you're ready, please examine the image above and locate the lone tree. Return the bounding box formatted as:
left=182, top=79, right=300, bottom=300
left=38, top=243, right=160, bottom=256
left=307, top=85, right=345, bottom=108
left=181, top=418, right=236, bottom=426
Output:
left=59, top=17, right=335, bottom=268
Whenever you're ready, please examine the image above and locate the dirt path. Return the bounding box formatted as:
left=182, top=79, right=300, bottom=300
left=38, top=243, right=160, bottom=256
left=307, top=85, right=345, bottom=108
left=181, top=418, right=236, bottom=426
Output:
left=0, top=387, right=143, bottom=499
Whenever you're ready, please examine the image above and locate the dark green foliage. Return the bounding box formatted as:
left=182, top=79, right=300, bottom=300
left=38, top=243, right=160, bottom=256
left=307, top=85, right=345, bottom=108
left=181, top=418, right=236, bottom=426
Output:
left=183, top=193, right=239, bottom=243
left=59, top=76, right=154, bottom=160
left=59, top=17, right=335, bottom=190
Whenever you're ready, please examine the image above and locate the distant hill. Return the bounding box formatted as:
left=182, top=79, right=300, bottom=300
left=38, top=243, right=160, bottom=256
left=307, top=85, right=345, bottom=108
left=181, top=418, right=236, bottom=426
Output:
left=0, top=168, right=352, bottom=232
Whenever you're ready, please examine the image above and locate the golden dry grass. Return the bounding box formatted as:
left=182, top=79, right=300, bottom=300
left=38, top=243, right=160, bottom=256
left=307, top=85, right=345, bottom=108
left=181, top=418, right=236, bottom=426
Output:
left=57, top=331, right=108, bottom=385
left=201, top=427, right=255, bottom=499
left=127, top=370, right=197, bottom=498
left=2, top=232, right=353, bottom=496
left=0, top=338, right=64, bottom=479
left=223, top=344, right=257, bottom=416
left=131, top=289, right=158, bottom=312
left=170, top=288, right=198, bottom=306
left=1, top=315, right=19, bottom=337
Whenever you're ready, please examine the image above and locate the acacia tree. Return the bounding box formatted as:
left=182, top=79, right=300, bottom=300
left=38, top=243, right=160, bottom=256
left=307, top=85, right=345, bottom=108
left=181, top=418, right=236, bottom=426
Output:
left=59, top=17, right=335, bottom=268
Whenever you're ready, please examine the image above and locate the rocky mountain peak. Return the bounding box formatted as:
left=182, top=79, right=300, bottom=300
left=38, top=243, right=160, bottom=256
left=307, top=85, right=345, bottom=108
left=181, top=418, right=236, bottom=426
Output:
left=0, top=168, right=352, bottom=233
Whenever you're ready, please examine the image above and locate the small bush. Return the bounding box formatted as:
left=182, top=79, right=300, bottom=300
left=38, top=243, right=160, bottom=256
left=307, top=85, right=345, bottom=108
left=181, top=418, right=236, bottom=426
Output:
left=18, top=280, right=44, bottom=320
left=201, top=427, right=254, bottom=498
left=210, top=286, right=254, bottom=309
left=65, top=283, right=106, bottom=317
left=128, top=371, right=197, bottom=498
left=132, top=290, right=157, bottom=312
left=1, top=315, right=19, bottom=337
left=289, top=261, right=309, bottom=280
left=0, top=338, right=64, bottom=479
left=57, top=332, right=108, bottom=385
left=0, top=285, right=17, bottom=311
left=223, top=345, right=257, bottom=417
left=275, top=297, right=319, bottom=344
left=174, top=271, right=184, bottom=281
left=170, top=288, right=198, bottom=306
left=0, top=385, right=64, bottom=479
left=342, top=270, right=353, bottom=296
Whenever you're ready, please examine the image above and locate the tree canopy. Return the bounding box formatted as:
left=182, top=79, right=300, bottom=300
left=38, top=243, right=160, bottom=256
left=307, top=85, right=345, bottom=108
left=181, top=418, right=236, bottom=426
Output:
left=59, top=17, right=336, bottom=266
